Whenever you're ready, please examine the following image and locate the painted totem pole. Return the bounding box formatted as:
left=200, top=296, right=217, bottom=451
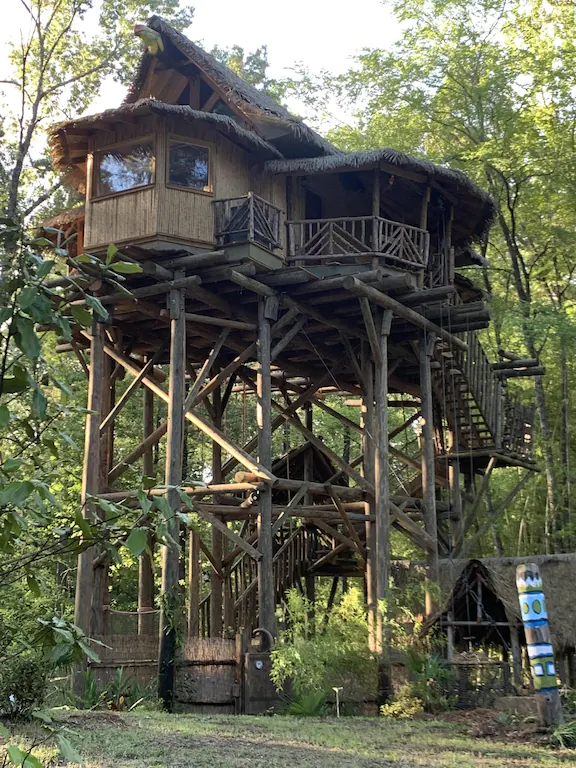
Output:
left=516, top=563, right=563, bottom=726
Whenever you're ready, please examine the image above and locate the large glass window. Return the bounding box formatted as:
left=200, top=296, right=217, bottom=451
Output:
left=168, top=140, right=210, bottom=191
left=95, top=141, right=154, bottom=197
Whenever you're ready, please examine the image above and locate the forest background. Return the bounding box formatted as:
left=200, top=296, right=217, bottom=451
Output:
left=1, top=0, right=575, bottom=656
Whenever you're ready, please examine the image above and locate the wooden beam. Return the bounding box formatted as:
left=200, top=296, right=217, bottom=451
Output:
left=359, top=298, right=383, bottom=365
left=192, top=503, right=262, bottom=561
left=343, top=277, right=467, bottom=351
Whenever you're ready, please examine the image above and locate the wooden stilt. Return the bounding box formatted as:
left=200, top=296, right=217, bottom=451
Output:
left=374, top=310, right=393, bottom=702
left=419, top=330, right=439, bottom=616
left=210, top=385, right=224, bottom=638
left=510, top=625, right=523, bottom=688
left=138, top=381, right=155, bottom=636
left=448, top=430, right=463, bottom=552
left=187, top=529, right=200, bottom=638
left=74, top=319, right=105, bottom=696
left=257, top=298, right=275, bottom=635
left=158, top=281, right=186, bottom=711
left=361, top=345, right=377, bottom=652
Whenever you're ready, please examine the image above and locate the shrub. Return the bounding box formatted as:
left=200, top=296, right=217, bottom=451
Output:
left=403, top=649, right=457, bottom=713
left=551, top=719, right=576, bottom=749
left=380, top=684, right=424, bottom=719
left=0, top=656, right=48, bottom=718
left=287, top=691, right=327, bottom=717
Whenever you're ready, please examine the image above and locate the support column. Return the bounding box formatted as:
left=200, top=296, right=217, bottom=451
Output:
left=510, top=625, right=523, bottom=688
left=374, top=311, right=393, bottom=702
left=187, top=529, right=200, bottom=638
left=257, top=297, right=275, bottom=635
left=210, top=385, right=224, bottom=638
left=158, top=282, right=186, bottom=711
left=74, top=319, right=105, bottom=694
left=448, top=430, right=463, bottom=552
left=361, top=346, right=376, bottom=651
left=92, top=350, right=113, bottom=636
left=420, top=330, right=439, bottom=616
left=139, top=383, right=155, bottom=636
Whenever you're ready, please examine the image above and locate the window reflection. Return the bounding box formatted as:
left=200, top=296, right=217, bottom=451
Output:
left=96, top=142, right=154, bottom=196
left=168, top=141, right=210, bottom=190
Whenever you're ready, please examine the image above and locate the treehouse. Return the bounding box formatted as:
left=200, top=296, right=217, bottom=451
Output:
left=46, top=16, right=544, bottom=712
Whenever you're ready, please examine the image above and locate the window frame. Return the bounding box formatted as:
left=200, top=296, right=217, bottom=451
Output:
left=91, top=135, right=156, bottom=201
left=165, top=134, right=213, bottom=196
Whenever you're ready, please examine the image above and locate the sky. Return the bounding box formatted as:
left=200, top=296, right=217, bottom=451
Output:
left=0, top=0, right=400, bottom=118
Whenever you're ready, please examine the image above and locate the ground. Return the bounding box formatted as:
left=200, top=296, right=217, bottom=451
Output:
left=2, top=710, right=573, bottom=767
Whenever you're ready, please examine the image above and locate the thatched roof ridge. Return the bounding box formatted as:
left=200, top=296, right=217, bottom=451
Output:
left=126, top=16, right=338, bottom=158
left=41, top=205, right=85, bottom=231
left=48, top=99, right=281, bottom=192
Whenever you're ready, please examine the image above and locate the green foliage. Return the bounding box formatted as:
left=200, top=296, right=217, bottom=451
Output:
left=0, top=657, right=47, bottom=718
left=68, top=667, right=157, bottom=712
left=286, top=691, right=327, bottom=717
left=270, top=586, right=376, bottom=700
left=380, top=684, right=424, bottom=720
left=551, top=719, right=576, bottom=749
left=403, top=649, right=457, bottom=713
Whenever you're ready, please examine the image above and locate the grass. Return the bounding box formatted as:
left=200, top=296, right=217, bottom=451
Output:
left=2, top=710, right=574, bottom=767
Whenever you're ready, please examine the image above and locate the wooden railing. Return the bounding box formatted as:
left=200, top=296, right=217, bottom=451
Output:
left=198, top=526, right=308, bottom=637
left=503, top=395, right=534, bottom=458
left=213, top=192, right=282, bottom=252
left=286, top=216, right=429, bottom=268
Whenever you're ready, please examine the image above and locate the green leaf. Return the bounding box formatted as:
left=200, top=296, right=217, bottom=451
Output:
left=106, top=243, right=118, bottom=264
left=178, top=488, right=194, bottom=510
left=126, top=527, right=148, bottom=557
left=0, top=481, right=34, bottom=507
left=71, top=305, right=93, bottom=328
left=75, top=253, right=94, bottom=264
left=74, top=509, right=92, bottom=539
left=56, top=734, right=84, bottom=766
left=0, top=307, right=12, bottom=323
left=2, top=458, right=23, bottom=473
left=108, top=260, right=143, bottom=274
left=7, top=745, right=43, bottom=768
left=26, top=574, right=41, bottom=596
left=0, top=404, right=10, bottom=427
left=137, top=490, right=153, bottom=513
left=37, top=259, right=55, bottom=279
left=30, top=236, right=53, bottom=248
left=0, top=721, right=9, bottom=737
left=31, top=710, right=52, bottom=724
left=32, top=388, right=47, bottom=420
left=18, top=286, right=40, bottom=310
left=0, top=378, right=27, bottom=394
left=77, top=639, right=101, bottom=663
left=14, top=315, right=41, bottom=359
left=85, top=294, right=108, bottom=319
left=154, top=494, right=174, bottom=520
left=141, top=475, right=156, bottom=491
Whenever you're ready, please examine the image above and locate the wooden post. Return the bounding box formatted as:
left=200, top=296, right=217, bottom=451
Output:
left=74, top=319, right=105, bottom=695
left=374, top=311, right=393, bottom=702
left=420, top=330, right=439, bottom=615
left=138, top=382, right=155, bottom=636
left=372, top=168, right=381, bottom=268
left=187, top=529, right=200, bottom=638
left=92, top=351, right=113, bottom=636
left=510, top=625, right=523, bottom=688
left=516, top=563, right=562, bottom=726
left=210, top=385, right=224, bottom=638
left=448, top=430, right=463, bottom=552
left=257, top=298, right=275, bottom=635
left=361, top=346, right=376, bottom=651
left=158, top=281, right=186, bottom=711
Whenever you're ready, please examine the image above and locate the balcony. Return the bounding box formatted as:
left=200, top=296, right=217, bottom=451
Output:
left=213, top=193, right=283, bottom=253
left=286, top=216, right=429, bottom=269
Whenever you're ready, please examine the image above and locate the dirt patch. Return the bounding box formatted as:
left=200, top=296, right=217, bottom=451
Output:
left=66, top=712, right=128, bottom=729
left=434, top=708, right=549, bottom=746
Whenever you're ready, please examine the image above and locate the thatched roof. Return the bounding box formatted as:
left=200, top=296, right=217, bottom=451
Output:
left=264, top=150, right=495, bottom=245
left=41, top=205, right=84, bottom=231
left=126, top=16, right=338, bottom=159
left=394, top=555, right=576, bottom=652
left=48, top=100, right=281, bottom=193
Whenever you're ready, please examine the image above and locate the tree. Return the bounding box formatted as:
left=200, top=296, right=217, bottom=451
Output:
left=1, top=0, right=194, bottom=223
left=302, top=0, right=576, bottom=553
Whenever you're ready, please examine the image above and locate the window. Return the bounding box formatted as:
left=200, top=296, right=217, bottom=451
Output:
left=95, top=141, right=154, bottom=197
left=168, top=140, right=210, bottom=191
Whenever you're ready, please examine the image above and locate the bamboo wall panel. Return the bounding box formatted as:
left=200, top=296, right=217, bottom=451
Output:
left=85, top=187, right=158, bottom=249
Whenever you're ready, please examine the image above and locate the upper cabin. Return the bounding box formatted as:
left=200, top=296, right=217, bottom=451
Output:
left=49, top=16, right=494, bottom=290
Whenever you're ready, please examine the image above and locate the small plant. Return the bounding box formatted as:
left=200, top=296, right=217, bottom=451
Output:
left=551, top=719, right=576, bottom=749
left=286, top=691, right=327, bottom=717
left=380, top=684, right=424, bottom=719
left=494, top=710, right=514, bottom=726
left=0, top=656, right=48, bottom=718
left=403, top=649, right=457, bottom=713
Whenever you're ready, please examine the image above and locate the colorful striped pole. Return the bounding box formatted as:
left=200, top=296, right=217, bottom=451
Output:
left=516, top=563, right=563, bottom=726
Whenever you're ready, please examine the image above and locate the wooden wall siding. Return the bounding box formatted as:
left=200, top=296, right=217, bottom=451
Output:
left=85, top=187, right=159, bottom=249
